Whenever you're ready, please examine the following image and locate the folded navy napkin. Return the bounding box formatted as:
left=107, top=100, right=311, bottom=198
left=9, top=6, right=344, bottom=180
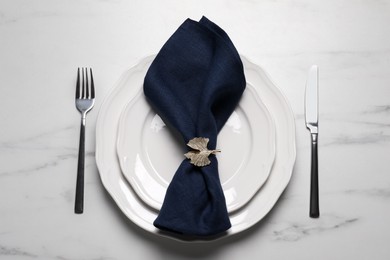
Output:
left=143, top=17, right=246, bottom=236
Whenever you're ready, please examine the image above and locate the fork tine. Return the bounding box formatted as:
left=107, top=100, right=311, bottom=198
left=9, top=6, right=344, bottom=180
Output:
left=85, top=68, right=88, bottom=99
left=82, top=68, right=86, bottom=99
left=76, top=68, right=80, bottom=98
left=90, top=68, right=95, bottom=99
left=85, top=67, right=89, bottom=98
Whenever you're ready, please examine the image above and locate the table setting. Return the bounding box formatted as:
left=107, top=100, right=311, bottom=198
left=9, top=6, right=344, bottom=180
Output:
left=1, top=0, right=390, bottom=259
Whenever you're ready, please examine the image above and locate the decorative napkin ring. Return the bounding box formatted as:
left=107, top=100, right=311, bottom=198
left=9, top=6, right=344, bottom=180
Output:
left=184, top=137, right=221, bottom=167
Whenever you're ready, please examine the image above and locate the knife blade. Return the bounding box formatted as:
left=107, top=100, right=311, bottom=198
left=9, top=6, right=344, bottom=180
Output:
left=305, top=65, right=319, bottom=218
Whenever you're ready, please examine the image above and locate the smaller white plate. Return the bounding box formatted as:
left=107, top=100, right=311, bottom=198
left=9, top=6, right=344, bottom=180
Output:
left=117, top=82, right=276, bottom=212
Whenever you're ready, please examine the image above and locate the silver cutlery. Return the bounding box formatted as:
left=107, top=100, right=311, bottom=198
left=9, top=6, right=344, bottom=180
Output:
left=305, top=65, right=319, bottom=218
left=75, top=68, right=95, bottom=214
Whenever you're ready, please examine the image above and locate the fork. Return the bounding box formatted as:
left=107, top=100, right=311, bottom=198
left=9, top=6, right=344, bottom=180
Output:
left=75, top=68, right=95, bottom=214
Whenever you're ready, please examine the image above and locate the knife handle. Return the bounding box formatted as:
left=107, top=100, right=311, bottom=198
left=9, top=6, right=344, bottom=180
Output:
left=310, top=133, right=320, bottom=218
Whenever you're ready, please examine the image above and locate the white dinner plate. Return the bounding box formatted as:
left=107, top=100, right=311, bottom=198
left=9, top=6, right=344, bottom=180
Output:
left=95, top=55, right=296, bottom=242
left=116, top=77, right=276, bottom=212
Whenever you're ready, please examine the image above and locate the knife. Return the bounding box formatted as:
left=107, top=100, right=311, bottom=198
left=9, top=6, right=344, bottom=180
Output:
left=305, top=65, right=320, bottom=218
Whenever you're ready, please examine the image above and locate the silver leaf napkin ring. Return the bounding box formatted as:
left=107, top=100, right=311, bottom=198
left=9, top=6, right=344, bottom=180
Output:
left=184, top=137, right=221, bottom=167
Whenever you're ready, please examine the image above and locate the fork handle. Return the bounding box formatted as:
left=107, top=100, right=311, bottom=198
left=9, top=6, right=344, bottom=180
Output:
left=75, top=117, right=86, bottom=214
left=310, top=133, right=319, bottom=218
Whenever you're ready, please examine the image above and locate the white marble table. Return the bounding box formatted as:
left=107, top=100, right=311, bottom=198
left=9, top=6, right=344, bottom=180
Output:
left=1, top=0, right=389, bottom=259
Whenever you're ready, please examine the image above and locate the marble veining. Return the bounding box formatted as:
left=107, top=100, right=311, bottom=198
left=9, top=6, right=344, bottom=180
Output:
left=323, top=132, right=390, bottom=146
left=0, top=244, right=118, bottom=260
left=0, top=154, right=73, bottom=177
left=0, top=125, right=96, bottom=177
left=55, top=256, right=116, bottom=260
left=364, top=105, right=390, bottom=114
left=345, top=187, right=390, bottom=199
left=272, top=215, right=359, bottom=242
left=0, top=245, right=37, bottom=258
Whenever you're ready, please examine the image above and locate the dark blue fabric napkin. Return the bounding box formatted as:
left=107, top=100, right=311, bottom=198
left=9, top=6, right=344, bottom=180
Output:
left=143, top=17, right=246, bottom=236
